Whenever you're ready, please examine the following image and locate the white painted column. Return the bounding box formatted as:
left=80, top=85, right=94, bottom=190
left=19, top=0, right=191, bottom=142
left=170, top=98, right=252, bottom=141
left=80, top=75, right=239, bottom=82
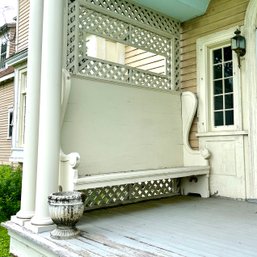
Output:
left=16, top=0, right=43, bottom=219
left=244, top=0, right=257, bottom=199
left=30, top=0, right=64, bottom=226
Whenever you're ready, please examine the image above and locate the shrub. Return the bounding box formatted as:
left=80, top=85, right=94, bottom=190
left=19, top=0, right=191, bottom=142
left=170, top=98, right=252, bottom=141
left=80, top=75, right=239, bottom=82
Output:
left=0, top=227, right=11, bottom=257
left=0, top=165, right=22, bottom=222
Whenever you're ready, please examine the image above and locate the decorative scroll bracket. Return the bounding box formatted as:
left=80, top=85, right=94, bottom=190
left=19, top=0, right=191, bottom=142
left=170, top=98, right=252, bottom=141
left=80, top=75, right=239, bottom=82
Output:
left=181, top=91, right=211, bottom=166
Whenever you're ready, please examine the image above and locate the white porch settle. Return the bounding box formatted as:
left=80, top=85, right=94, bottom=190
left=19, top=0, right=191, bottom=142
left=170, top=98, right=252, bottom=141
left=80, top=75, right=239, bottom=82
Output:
left=59, top=76, right=210, bottom=203
left=12, top=0, right=210, bottom=231
left=58, top=0, right=211, bottom=209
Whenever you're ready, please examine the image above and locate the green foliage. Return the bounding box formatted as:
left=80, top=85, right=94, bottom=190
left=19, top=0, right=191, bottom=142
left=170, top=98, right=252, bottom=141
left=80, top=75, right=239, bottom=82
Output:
left=0, top=165, right=22, bottom=222
left=0, top=227, right=11, bottom=257
left=0, top=165, right=21, bottom=257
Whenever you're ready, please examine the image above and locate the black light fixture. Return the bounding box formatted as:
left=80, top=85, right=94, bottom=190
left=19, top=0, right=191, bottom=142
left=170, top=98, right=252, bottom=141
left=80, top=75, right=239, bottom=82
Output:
left=231, top=29, right=246, bottom=68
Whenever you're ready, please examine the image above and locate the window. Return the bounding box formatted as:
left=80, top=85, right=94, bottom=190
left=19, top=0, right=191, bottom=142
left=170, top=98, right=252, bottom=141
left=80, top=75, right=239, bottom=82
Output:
left=7, top=108, right=14, bottom=139
left=18, top=71, right=27, bottom=146
left=212, top=46, right=234, bottom=127
left=197, top=28, right=242, bottom=134
left=0, top=42, right=7, bottom=69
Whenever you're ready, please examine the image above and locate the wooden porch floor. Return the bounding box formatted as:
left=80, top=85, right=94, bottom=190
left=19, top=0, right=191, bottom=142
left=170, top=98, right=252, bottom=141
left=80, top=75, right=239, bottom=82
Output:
left=6, top=196, right=257, bottom=256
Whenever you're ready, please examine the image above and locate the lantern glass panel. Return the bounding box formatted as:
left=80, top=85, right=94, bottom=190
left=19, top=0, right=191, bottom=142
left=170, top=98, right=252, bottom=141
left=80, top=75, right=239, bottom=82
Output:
left=231, top=37, right=238, bottom=50
left=239, top=37, right=245, bottom=49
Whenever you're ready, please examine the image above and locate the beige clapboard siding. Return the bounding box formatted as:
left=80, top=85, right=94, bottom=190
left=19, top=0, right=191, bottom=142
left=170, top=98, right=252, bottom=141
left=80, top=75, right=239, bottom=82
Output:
left=189, top=120, right=198, bottom=150
left=0, top=81, right=14, bottom=164
left=17, top=0, right=30, bottom=52
left=180, top=0, right=249, bottom=149
left=125, top=46, right=166, bottom=74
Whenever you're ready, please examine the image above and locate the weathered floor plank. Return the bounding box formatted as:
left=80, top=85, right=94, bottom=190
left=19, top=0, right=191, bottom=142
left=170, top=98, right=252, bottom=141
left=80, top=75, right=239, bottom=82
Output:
left=5, top=196, right=257, bottom=256
left=76, top=196, right=257, bottom=257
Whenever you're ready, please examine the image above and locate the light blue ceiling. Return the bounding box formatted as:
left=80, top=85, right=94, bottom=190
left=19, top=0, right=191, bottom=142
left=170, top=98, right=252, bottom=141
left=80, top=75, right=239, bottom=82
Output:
left=132, top=0, right=211, bottom=22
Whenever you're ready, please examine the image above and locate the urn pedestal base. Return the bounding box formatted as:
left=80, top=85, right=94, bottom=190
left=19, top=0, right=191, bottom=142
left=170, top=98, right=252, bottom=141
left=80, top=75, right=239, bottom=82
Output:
left=50, top=226, right=80, bottom=239
left=48, top=191, right=85, bottom=240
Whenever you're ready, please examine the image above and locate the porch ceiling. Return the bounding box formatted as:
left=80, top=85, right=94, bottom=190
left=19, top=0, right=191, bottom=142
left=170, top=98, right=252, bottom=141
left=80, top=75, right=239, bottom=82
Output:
left=131, top=0, right=211, bottom=22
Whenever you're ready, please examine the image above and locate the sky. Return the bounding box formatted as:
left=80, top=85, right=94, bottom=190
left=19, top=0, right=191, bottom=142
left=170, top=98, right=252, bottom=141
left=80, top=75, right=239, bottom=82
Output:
left=0, top=0, right=17, bottom=27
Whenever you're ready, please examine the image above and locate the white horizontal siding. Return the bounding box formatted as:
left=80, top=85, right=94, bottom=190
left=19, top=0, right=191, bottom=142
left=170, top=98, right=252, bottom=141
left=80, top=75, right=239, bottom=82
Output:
left=0, top=81, right=14, bottom=164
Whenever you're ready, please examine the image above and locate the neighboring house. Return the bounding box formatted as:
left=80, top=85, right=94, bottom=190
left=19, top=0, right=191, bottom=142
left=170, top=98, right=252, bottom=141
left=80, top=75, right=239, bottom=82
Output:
left=0, top=23, right=16, bottom=164
left=6, top=0, right=29, bottom=163
left=5, top=0, right=257, bottom=256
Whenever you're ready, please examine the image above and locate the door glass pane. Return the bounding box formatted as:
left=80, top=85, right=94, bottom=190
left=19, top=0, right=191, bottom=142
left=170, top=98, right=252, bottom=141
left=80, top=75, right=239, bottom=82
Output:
left=225, top=110, right=234, bottom=125
left=224, top=78, right=233, bottom=93
left=214, top=95, right=223, bottom=110
left=215, top=111, right=224, bottom=126
left=223, top=46, right=232, bottom=61
left=211, top=46, right=234, bottom=128
left=214, top=64, right=222, bottom=79
left=214, top=80, right=223, bottom=94
left=224, top=62, right=232, bottom=77
left=225, top=94, right=233, bottom=109
left=213, top=49, right=222, bottom=64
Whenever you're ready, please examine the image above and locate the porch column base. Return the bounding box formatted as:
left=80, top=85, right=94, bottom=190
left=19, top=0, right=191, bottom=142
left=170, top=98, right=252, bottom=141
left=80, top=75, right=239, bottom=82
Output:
left=16, top=210, right=35, bottom=220
left=31, top=216, right=54, bottom=226
left=11, top=215, right=31, bottom=226
left=25, top=221, right=56, bottom=234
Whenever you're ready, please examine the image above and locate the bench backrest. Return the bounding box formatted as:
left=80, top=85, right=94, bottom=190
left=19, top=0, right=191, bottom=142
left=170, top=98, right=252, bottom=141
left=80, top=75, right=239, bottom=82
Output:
left=61, top=76, right=184, bottom=176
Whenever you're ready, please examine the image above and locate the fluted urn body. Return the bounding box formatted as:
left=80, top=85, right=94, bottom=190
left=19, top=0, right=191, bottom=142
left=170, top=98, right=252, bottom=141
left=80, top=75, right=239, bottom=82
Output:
left=48, top=191, right=85, bottom=239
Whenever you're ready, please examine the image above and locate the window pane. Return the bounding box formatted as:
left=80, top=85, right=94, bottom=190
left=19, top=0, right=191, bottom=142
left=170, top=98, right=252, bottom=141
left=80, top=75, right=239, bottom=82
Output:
left=8, top=111, right=13, bottom=138
left=225, top=78, right=233, bottom=93
left=214, top=80, right=223, bottom=94
left=214, top=95, right=223, bottom=110
left=224, top=46, right=232, bottom=61
left=225, top=110, right=234, bottom=125
left=0, top=43, right=7, bottom=69
left=1, top=43, right=7, bottom=54
left=225, top=94, right=233, bottom=109
left=215, top=111, right=224, bottom=126
left=214, top=64, right=222, bottom=79
left=213, top=49, right=222, bottom=64
left=224, top=62, right=232, bottom=77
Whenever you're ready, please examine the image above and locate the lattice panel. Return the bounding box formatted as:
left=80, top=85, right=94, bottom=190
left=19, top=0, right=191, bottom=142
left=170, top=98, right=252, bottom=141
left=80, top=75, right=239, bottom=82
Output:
left=83, top=0, right=180, bottom=37
left=174, top=38, right=180, bottom=89
left=79, top=56, right=171, bottom=90
left=130, top=69, right=171, bottom=90
left=67, top=0, right=77, bottom=73
left=79, top=57, right=129, bottom=82
left=67, top=0, right=180, bottom=90
left=79, top=7, right=171, bottom=57
left=81, top=178, right=180, bottom=211
left=79, top=8, right=130, bottom=43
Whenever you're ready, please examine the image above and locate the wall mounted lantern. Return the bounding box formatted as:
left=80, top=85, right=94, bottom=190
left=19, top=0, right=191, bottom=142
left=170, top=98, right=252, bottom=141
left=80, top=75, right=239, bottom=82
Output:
left=231, top=29, right=246, bottom=68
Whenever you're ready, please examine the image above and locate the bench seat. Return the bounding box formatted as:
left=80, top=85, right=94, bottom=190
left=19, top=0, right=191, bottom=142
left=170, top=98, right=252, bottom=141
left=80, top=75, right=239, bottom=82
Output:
left=74, top=166, right=210, bottom=197
left=74, top=166, right=208, bottom=189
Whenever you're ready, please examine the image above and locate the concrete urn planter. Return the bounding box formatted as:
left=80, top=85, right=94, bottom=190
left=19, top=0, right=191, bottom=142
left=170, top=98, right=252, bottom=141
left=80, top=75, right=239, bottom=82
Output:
left=48, top=191, right=85, bottom=239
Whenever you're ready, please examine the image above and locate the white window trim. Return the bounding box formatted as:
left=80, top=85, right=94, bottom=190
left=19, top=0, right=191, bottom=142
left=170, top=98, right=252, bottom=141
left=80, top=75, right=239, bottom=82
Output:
left=9, top=64, right=27, bottom=163
left=18, top=69, right=27, bottom=147
left=7, top=107, right=14, bottom=139
left=196, top=27, right=243, bottom=134
left=12, top=65, right=27, bottom=149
